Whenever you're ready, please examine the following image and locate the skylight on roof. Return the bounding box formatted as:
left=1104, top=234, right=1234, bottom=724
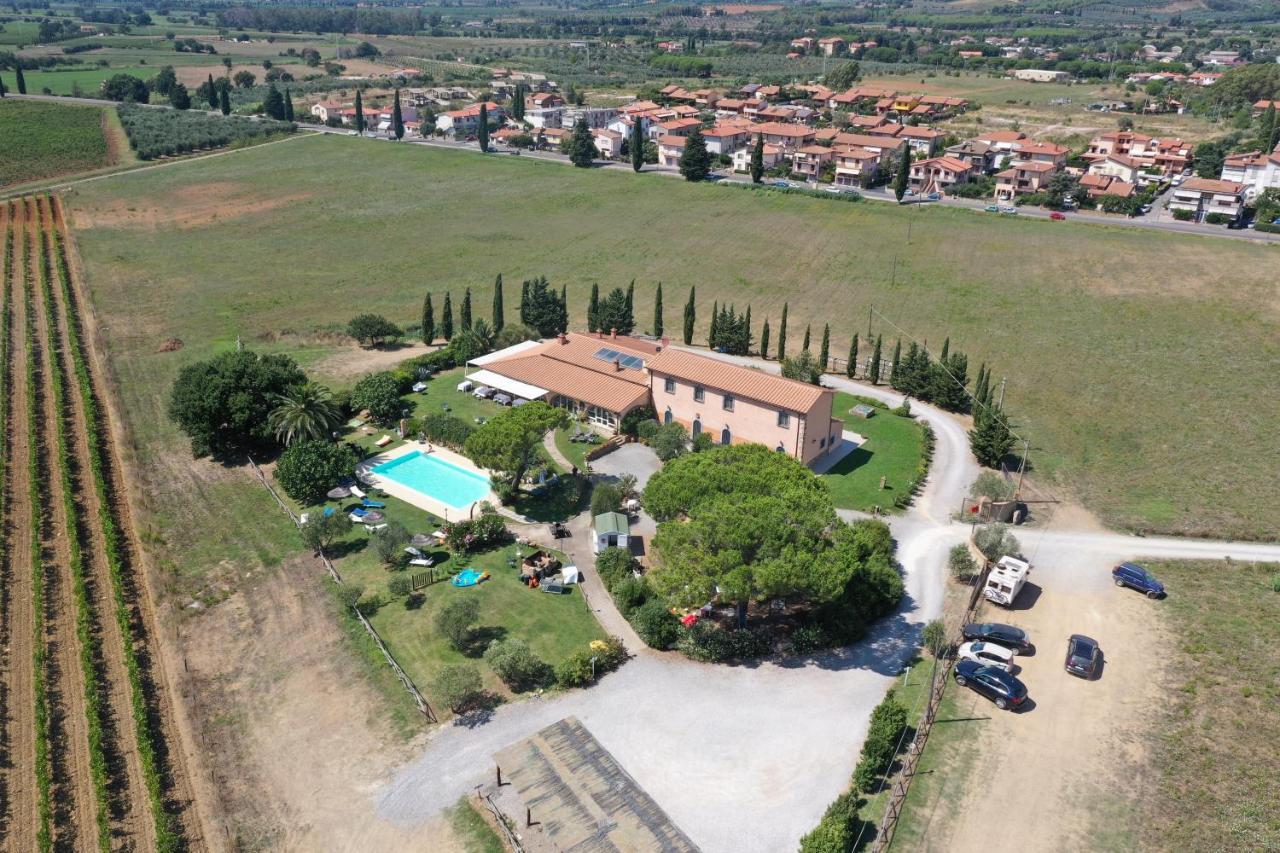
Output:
left=593, top=347, right=644, bottom=371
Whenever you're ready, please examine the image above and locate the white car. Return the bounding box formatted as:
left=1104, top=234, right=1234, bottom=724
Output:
left=957, top=641, right=1015, bottom=672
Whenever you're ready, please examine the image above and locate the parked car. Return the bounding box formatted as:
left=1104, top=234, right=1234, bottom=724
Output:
left=957, top=641, right=1015, bottom=672
left=1139, top=204, right=1153, bottom=215
left=824, top=186, right=843, bottom=194
left=1064, top=634, right=1101, bottom=679
left=1050, top=211, right=1066, bottom=221
left=985, top=204, right=1000, bottom=212
left=953, top=660, right=1028, bottom=710
left=772, top=180, right=790, bottom=188
left=492, top=392, right=513, bottom=405
left=1112, top=562, right=1164, bottom=598
left=962, top=622, right=1032, bottom=653
left=1000, top=206, right=1018, bottom=214
left=926, top=191, right=943, bottom=201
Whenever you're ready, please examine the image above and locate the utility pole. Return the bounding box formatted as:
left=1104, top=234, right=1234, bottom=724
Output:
left=997, top=376, right=1007, bottom=409
left=1014, top=437, right=1030, bottom=499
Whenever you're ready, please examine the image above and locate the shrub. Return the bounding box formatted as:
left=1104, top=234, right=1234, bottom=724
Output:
left=921, top=619, right=947, bottom=655
left=1271, top=573, right=1280, bottom=593
left=337, top=584, right=363, bottom=608
left=590, top=481, right=623, bottom=516
left=355, top=592, right=383, bottom=616
left=691, top=431, right=715, bottom=453
left=370, top=521, right=410, bottom=566
left=483, top=638, right=551, bottom=691
left=790, top=623, right=830, bottom=655
left=676, top=622, right=770, bottom=662
left=891, top=397, right=912, bottom=417
left=388, top=577, right=411, bottom=597
left=433, top=663, right=484, bottom=713
left=596, top=547, right=635, bottom=591
left=619, top=404, right=656, bottom=436
left=1204, top=212, right=1232, bottom=225
left=798, top=791, right=864, bottom=853
left=612, top=576, right=650, bottom=616
left=856, top=690, right=909, bottom=791
left=419, top=412, right=474, bottom=449
left=974, top=523, right=1021, bottom=562
left=274, top=440, right=357, bottom=505
left=972, top=470, right=1014, bottom=501
left=1171, top=208, right=1194, bottom=221
left=443, top=505, right=508, bottom=552
left=631, top=598, right=680, bottom=649
left=949, top=543, right=977, bottom=582
left=347, top=313, right=402, bottom=346
left=555, top=650, right=596, bottom=687
left=435, top=597, right=480, bottom=649
left=350, top=372, right=404, bottom=423
left=650, top=421, right=688, bottom=461
left=635, top=419, right=660, bottom=441
left=299, top=509, right=352, bottom=553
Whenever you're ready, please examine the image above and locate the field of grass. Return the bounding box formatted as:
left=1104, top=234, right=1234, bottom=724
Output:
left=0, top=100, right=113, bottom=187
left=1137, top=560, right=1280, bottom=850
left=16, top=64, right=155, bottom=96
left=446, top=797, right=505, bottom=853
left=823, top=393, right=925, bottom=512
left=63, top=134, right=1280, bottom=541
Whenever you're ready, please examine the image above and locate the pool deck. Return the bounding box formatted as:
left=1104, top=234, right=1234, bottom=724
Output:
left=356, top=440, right=498, bottom=522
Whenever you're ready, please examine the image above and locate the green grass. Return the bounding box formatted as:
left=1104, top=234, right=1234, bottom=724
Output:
left=403, top=366, right=506, bottom=426
left=16, top=65, right=155, bottom=96
left=1136, top=560, right=1280, bottom=850
left=446, top=796, right=505, bottom=853
left=823, top=393, right=924, bottom=512
left=0, top=100, right=111, bottom=187
left=553, top=425, right=593, bottom=472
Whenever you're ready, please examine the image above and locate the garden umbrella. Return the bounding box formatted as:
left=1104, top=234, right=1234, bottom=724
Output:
left=410, top=534, right=435, bottom=547
left=361, top=511, right=385, bottom=523
left=327, top=486, right=352, bottom=500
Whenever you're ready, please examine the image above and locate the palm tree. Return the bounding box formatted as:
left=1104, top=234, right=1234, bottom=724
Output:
left=269, top=382, right=344, bottom=446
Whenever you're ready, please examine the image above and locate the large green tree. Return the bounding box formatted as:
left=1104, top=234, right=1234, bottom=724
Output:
left=679, top=127, right=712, bottom=182
left=630, top=118, right=645, bottom=172
left=351, top=372, right=404, bottom=423
left=596, top=286, right=634, bottom=335
left=893, top=144, right=910, bottom=201
left=776, top=302, right=788, bottom=360
left=268, top=381, right=343, bottom=446
left=461, top=287, right=473, bottom=331
left=347, top=314, right=402, bottom=347
left=520, top=276, right=568, bottom=336
left=421, top=293, right=435, bottom=344
left=477, top=103, right=489, bottom=152
left=682, top=285, right=696, bottom=345
left=970, top=404, right=1014, bottom=468
left=275, top=440, right=357, bottom=505
left=219, top=84, right=231, bottom=115
left=750, top=132, right=764, bottom=184
left=491, top=274, right=505, bottom=331
left=568, top=117, right=595, bottom=167
left=170, top=82, right=191, bottom=110
left=354, top=88, right=365, bottom=133
left=653, top=282, right=663, bottom=337
left=168, top=350, right=306, bottom=458
left=587, top=282, right=600, bottom=332
left=15, top=65, right=26, bottom=95
left=442, top=292, right=454, bottom=340
left=392, top=88, right=404, bottom=139
left=263, top=83, right=286, bottom=120
left=869, top=335, right=883, bottom=384
left=464, top=402, right=567, bottom=497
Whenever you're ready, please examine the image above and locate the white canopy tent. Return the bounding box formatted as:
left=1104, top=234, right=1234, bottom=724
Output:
left=467, top=340, right=543, bottom=367
left=464, top=368, right=549, bottom=403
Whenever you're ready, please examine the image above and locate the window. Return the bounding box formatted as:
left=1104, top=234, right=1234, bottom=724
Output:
left=722, top=393, right=734, bottom=412
left=777, top=412, right=790, bottom=429
left=664, top=378, right=675, bottom=394
left=819, top=436, right=826, bottom=448
left=693, top=385, right=705, bottom=403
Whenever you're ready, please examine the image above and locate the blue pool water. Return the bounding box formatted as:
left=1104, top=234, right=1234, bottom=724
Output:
left=371, top=451, right=491, bottom=509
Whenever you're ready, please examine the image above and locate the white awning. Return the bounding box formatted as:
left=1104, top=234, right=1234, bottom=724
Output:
left=466, top=369, right=549, bottom=402
left=468, top=339, right=543, bottom=367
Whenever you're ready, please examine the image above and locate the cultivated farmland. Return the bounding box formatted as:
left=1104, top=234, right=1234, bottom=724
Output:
left=0, top=100, right=114, bottom=188
left=0, top=196, right=204, bottom=850
left=116, top=105, right=296, bottom=161
left=62, top=136, right=1280, bottom=546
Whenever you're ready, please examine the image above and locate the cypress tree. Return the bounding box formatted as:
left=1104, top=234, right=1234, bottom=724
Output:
left=461, top=287, right=473, bottom=331
left=219, top=84, right=231, bottom=115
left=520, top=280, right=530, bottom=325
left=802, top=323, right=811, bottom=353
left=354, top=88, right=365, bottom=133
left=569, top=117, right=594, bottom=167
left=0, top=75, right=7, bottom=98
left=683, top=286, right=696, bottom=345
left=630, top=117, right=645, bottom=172
left=560, top=285, right=569, bottom=333
left=679, top=127, right=711, bottom=182
left=970, top=405, right=1014, bottom=468
left=492, top=274, right=504, bottom=331
left=1258, top=104, right=1277, bottom=152
left=442, top=292, right=454, bottom=341
left=587, top=283, right=600, bottom=332
left=16, top=65, right=26, bottom=95
left=760, top=319, right=771, bottom=361
left=624, top=280, right=635, bottom=330
left=777, top=303, right=788, bottom=360
left=477, top=103, right=489, bottom=152
left=869, top=335, right=883, bottom=384
left=847, top=333, right=859, bottom=378
left=974, top=364, right=990, bottom=408
left=744, top=305, right=752, bottom=355
left=653, top=282, right=663, bottom=337
left=819, top=324, right=830, bottom=373
left=284, top=88, right=294, bottom=121
left=940, top=338, right=950, bottom=363
left=750, top=132, right=764, bottom=184
left=205, top=73, right=217, bottom=108
left=422, top=293, right=435, bottom=344
left=392, top=88, right=404, bottom=139
left=894, top=144, right=910, bottom=201
left=708, top=301, right=719, bottom=348
left=889, top=338, right=902, bottom=386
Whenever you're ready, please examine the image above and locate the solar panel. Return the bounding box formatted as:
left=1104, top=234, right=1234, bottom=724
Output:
left=594, top=347, right=644, bottom=371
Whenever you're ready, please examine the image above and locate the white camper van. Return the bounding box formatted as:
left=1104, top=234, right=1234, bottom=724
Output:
left=983, top=556, right=1031, bottom=607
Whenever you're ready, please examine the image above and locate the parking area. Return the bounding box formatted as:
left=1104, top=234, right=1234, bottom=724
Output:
left=902, top=542, right=1168, bottom=852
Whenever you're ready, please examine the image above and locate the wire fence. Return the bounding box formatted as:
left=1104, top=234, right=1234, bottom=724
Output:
left=246, top=456, right=436, bottom=723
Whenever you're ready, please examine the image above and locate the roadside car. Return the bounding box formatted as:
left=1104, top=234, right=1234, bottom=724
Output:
left=985, top=204, right=1000, bottom=212
left=1000, top=205, right=1018, bottom=214
left=824, top=186, right=843, bottom=194
left=926, top=191, right=942, bottom=201
left=961, top=622, right=1032, bottom=653
left=953, top=661, right=1028, bottom=710
left=957, top=641, right=1015, bottom=672
left=1064, top=634, right=1101, bottom=679
left=1050, top=211, right=1066, bottom=221
left=1139, top=204, right=1153, bottom=214
left=1112, top=562, right=1164, bottom=598
left=772, top=180, right=790, bottom=188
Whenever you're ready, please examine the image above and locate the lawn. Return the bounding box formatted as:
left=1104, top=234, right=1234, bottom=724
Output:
left=0, top=99, right=113, bottom=187
left=16, top=64, right=155, bottom=96
left=1135, top=560, right=1280, bottom=851
left=553, top=425, right=593, bottom=472
left=823, top=393, right=925, bottom=512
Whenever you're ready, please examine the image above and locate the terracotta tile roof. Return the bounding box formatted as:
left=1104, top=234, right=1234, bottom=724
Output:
left=977, top=131, right=1027, bottom=143
left=795, top=145, right=833, bottom=156
left=833, top=132, right=903, bottom=149
left=1017, top=141, right=1068, bottom=156
left=1179, top=177, right=1244, bottom=195
left=647, top=350, right=828, bottom=413
left=748, top=122, right=815, bottom=138
left=704, top=124, right=750, bottom=138
left=657, top=135, right=688, bottom=148
left=1005, top=160, right=1057, bottom=173
left=913, top=156, right=972, bottom=173
left=899, top=125, right=942, bottom=139
left=481, top=335, right=653, bottom=413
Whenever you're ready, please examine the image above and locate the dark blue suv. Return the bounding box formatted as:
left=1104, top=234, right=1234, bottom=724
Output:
left=1112, top=562, right=1165, bottom=599
left=953, top=660, right=1028, bottom=710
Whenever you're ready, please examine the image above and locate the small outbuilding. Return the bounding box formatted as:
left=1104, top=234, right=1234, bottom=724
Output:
left=592, top=511, right=630, bottom=554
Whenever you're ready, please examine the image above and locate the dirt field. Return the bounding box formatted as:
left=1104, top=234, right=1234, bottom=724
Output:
left=891, top=544, right=1166, bottom=851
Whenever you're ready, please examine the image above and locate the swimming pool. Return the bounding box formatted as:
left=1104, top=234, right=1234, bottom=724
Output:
left=371, top=451, right=491, bottom=510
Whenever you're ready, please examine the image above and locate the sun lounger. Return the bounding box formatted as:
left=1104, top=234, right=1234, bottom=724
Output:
left=349, top=512, right=367, bottom=523
left=374, top=435, right=393, bottom=448
left=351, top=486, right=367, bottom=500
left=348, top=507, right=369, bottom=517
left=409, top=557, right=435, bottom=567
left=411, top=381, right=428, bottom=393
left=405, top=546, right=425, bottom=558
left=364, top=523, right=388, bottom=532
left=361, top=499, right=386, bottom=508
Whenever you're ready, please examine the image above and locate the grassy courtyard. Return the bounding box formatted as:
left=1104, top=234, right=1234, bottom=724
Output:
left=822, top=393, right=926, bottom=512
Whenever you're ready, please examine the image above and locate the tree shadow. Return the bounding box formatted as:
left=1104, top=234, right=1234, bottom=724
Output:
left=451, top=692, right=503, bottom=728
left=326, top=537, right=369, bottom=559
left=461, top=626, right=508, bottom=657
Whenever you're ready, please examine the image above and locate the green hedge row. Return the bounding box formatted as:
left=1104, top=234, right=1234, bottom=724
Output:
left=48, top=198, right=182, bottom=851
left=892, top=421, right=935, bottom=510
left=18, top=199, right=55, bottom=853
left=36, top=203, right=113, bottom=850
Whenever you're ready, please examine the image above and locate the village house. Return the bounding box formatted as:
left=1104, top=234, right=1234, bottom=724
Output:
left=651, top=117, right=702, bottom=140
left=909, top=156, right=975, bottom=193
left=945, top=139, right=997, bottom=173
left=1087, top=153, right=1142, bottom=185
left=831, top=132, right=907, bottom=167
left=527, top=91, right=564, bottom=110
left=1084, top=131, right=1191, bottom=178
left=309, top=101, right=346, bottom=124
left=1220, top=144, right=1280, bottom=202
left=1168, top=177, right=1245, bottom=222
left=436, top=102, right=504, bottom=136
left=790, top=37, right=815, bottom=51
left=1010, top=69, right=1070, bottom=83
left=867, top=124, right=943, bottom=155
left=593, top=128, right=623, bottom=159
left=1203, top=50, right=1241, bottom=66
left=1253, top=99, right=1280, bottom=117
left=994, top=160, right=1058, bottom=200
left=1012, top=141, right=1068, bottom=169
left=1079, top=173, right=1137, bottom=201
left=561, top=105, right=619, bottom=129
left=747, top=122, right=816, bottom=150
left=656, top=135, right=687, bottom=168
left=790, top=145, right=835, bottom=179
left=732, top=142, right=783, bottom=172
left=817, top=36, right=846, bottom=56
left=833, top=147, right=881, bottom=187
left=702, top=124, right=753, bottom=155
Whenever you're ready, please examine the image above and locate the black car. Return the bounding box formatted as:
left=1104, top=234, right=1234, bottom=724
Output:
left=1064, top=634, right=1101, bottom=679
left=1112, top=562, right=1165, bottom=598
left=961, top=622, right=1032, bottom=653
left=954, top=660, right=1028, bottom=710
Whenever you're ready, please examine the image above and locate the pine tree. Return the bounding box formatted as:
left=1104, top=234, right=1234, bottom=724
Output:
left=847, top=333, right=859, bottom=378
left=205, top=73, right=217, bottom=108
left=708, top=301, right=719, bottom=348
left=653, top=282, right=664, bottom=337
left=392, top=88, right=404, bottom=139
left=819, top=324, right=830, bottom=373
left=477, top=103, right=489, bottom=152
left=743, top=305, right=752, bottom=354
left=219, top=84, right=231, bottom=116
left=889, top=338, right=902, bottom=386
left=760, top=319, right=771, bottom=361
left=16, top=65, right=26, bottom=95
left=442, top=292, right=454, bottom=341
left=683, top=286, right=696, bottom=345
left=802, top=323, right=811, bottom=353
left=679, top=128, right=711, bottom=182
left=631, top=118, right=645, bottom=172
left=492, top=274, right=505, bottom=331
left=974, top=364, right=989, bottom=408
left=354, top=88, right=365, bottom=133
left=970, top=405, right=1014, bottom=468
left=422, top=293, right=435, bottom=344
left=587, top=283, right=600, bottom=332
left=894, top=144, right=911, bottom=201
left=777, top=303, right=788, bottom=360
left=569, top=117, right=594, bottom=167
left=170, top=82, right=191, bottom=110
left=461, top=287, right=473, bottom=331
left=940, top=337, right=950, bottom=363
left=750, top=132, right=764, bottom=184
left=624, top=280, right=635, bottom=331
left=285, top=88, right=295, bottom=121
left=869, top=335, right=883, bottom=384
left=1258, top=104, right=1277, bottom=153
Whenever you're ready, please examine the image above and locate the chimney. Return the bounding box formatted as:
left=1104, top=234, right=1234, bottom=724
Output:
left=660, top=335, right=669, bottom=351
left=596, top=330, right=603, bottom=339
left=614, top=357, right=622, bottom=372
left=558, top=333, right=568, bottom=345
left=610, top=327, right=617, bottom=340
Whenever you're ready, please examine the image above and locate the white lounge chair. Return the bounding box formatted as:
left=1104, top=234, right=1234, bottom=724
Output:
left=364, top=523, right=388, bottom=532
left=409, top=557, right=435, bottom=567
left=351, top=485, right=367, bottom=499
